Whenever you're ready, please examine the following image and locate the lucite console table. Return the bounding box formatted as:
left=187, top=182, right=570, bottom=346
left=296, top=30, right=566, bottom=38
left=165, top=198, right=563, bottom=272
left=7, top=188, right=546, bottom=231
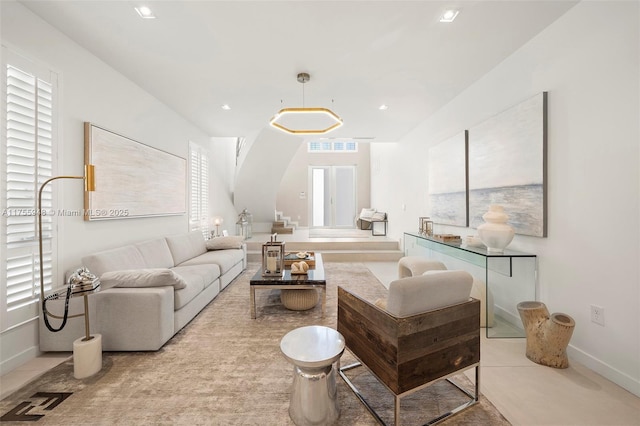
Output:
left=404, top=232, right=537, bottom=338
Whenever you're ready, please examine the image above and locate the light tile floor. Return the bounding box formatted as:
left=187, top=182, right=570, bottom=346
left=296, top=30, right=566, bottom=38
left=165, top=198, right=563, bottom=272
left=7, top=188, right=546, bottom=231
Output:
left=2, top=260, right=639, bottom=425
left=365, top=261, right=640, bottom=426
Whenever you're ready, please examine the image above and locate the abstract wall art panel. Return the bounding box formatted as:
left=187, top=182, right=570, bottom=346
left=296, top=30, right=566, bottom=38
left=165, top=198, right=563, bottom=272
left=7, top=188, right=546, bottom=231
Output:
left=84, top=123, right=186, bottom=220
left=468, top=92, right=547, bottom=237
left=428, top=130, right=468, bottom=227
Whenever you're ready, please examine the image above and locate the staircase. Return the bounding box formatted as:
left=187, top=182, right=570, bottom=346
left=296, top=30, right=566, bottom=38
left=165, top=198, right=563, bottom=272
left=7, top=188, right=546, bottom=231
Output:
left=245, top=232, right=404, bottom=263
left=272, top=211, right=297, bottom=234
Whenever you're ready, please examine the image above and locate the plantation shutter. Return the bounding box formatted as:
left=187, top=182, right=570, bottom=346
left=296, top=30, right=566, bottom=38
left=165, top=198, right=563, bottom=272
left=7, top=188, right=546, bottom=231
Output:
left=2, top=56, right=57, bottom=331
left=188, top=142, right=209, bottom=238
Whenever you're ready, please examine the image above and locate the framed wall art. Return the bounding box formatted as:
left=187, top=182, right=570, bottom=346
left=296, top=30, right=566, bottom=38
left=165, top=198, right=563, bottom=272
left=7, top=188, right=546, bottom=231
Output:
left=427, top=130, right=468, bottom=227
left=468, top=92, right=547, bottom=237
left=84, top=123, right=186, bottom=221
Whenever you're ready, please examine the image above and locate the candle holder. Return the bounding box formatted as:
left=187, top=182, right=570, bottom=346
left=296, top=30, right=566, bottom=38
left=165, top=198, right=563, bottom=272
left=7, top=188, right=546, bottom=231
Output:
left=262, top=233, right=285, bottom=277
left=419, top=217, right=434, bottom=236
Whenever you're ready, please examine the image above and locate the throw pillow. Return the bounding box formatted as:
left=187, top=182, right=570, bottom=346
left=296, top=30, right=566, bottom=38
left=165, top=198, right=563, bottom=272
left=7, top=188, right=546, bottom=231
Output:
left=359, top=208, right=376, bottom=219
left=206, top=235, right=244, bottom=250
left=100, top=268, right=187, bottom=289
left=371, top=211, right=386, bottom=221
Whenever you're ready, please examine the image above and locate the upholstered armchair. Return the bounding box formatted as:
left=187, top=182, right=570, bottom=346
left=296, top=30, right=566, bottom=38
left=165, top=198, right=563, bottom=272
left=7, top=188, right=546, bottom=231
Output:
left=337, top=270, right=480, bottom=425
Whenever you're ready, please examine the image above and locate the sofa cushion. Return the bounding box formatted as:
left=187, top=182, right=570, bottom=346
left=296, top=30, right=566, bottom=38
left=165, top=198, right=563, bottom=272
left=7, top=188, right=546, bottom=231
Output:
left=100, top=268, right=187, bottom=289
left=172, top=264, right=220, bottom=290
left=135, top=238, right=175, bottom=268
left=178, top=249, right=244, bottom=274
left=172, top=276, right=205, bottom=310
left=165, top=231, right=207, bottom=266
left=206, top=236, right=244, bottom=250
left=386, top=270, right=473, bottom=318
left=82, top=245, right=146, bottom=277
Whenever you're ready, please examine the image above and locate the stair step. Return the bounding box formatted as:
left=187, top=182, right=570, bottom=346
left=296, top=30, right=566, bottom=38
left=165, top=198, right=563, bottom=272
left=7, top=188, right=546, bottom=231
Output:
left=271, top=227, right=294, bottom=234
left=273, top=221, right=287, bottom=227
left=245, top=240, right=399, bottom=251
left=246, top=249, right=403, bottom=263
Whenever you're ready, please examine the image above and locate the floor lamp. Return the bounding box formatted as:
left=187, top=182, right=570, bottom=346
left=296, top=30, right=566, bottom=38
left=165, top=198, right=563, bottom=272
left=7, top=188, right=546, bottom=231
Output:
left=37, top=164, right=102, bottom=379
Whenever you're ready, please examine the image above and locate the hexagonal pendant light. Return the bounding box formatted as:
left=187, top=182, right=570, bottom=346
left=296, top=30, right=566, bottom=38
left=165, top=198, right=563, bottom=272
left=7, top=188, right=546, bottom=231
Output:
left=269, top=73, right=343, bottom=135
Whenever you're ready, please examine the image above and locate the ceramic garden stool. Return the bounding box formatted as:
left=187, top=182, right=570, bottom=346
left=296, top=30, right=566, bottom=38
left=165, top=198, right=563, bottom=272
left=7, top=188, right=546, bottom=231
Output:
left=280, top=325, right=345, bottom=426
left=397, top=256, right=447, bottom=278
left=517, top=301, right=576, bottom=368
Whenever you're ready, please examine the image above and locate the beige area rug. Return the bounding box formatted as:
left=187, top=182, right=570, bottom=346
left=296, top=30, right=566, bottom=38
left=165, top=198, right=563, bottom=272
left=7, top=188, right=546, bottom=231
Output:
left=1, top=263, right=510, bottom=425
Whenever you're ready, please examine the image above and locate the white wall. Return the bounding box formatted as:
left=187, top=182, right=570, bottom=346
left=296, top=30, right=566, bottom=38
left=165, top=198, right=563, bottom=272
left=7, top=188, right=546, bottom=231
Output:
left=0, top=2, right=235, bottom=373
left=276, top=143, right=371, bottom=227
left=372, top=1, right=640, bottom=396
left=234, top=128, right=303, bottom=231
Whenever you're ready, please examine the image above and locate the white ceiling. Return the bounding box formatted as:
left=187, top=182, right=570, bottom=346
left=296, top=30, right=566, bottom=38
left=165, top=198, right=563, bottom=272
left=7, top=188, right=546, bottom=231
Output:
left=21, top=0, right=577, bottom=141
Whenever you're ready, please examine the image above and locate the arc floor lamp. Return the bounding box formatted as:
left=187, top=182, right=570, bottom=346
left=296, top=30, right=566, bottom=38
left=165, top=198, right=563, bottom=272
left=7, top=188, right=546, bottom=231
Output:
left=37, top=163, right=102, bottom=379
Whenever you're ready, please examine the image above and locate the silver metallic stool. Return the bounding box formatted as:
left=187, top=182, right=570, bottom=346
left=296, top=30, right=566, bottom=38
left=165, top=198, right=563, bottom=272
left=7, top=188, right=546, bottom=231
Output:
left=280, top=325, right=345, bottom=425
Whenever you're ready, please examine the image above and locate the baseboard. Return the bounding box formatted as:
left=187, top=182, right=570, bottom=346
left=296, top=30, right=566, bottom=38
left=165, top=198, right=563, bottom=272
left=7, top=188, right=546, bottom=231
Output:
left=567, top=345, right=640, bottom=398
left=493, top=304, right=522, bottom=329
left=0, top=345, right=39, bottom=376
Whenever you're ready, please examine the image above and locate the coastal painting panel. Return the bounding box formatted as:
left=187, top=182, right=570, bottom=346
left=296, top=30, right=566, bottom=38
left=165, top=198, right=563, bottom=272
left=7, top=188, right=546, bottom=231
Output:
left=468, top=92, right=547, bottom=237
left=428, top=130, right=468, bottom=227
left=84, top=123, right=186, bottom=220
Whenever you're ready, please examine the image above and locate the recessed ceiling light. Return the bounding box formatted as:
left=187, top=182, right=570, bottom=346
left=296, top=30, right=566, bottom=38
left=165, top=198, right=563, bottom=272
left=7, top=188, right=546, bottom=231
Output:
left=379, top=104, right=388, bottom=110
left=135, top=6, right=156, bottom=19
left=440, top=9, right=459, bottom=23
left=221, top=104, right=231, bottom=110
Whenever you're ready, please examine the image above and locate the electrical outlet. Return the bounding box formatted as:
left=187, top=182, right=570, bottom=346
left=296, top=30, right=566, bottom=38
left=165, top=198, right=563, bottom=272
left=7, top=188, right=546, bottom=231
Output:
left=591, top=305, right=605, bottom=326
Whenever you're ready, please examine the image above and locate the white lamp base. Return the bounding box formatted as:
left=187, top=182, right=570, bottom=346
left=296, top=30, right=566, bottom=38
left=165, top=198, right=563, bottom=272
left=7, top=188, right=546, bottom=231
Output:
left=73, top=333, right=102, bottom=379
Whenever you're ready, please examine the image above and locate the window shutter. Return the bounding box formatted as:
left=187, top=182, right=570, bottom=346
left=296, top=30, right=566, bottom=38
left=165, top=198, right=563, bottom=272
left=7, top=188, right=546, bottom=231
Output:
left=2, top=60, right=56, bottom=328
left=188, top=143, right=209, bottom=238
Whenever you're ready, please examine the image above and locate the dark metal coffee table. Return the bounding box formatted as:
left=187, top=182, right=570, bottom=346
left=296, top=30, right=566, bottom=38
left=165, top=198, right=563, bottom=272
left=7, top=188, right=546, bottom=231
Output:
left=249, top=253, right=326, bottom=319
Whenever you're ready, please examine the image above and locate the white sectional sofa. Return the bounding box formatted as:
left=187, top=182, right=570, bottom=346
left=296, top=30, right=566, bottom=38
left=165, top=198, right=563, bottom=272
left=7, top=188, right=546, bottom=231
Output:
left=39, top=231, right=246, bottom=352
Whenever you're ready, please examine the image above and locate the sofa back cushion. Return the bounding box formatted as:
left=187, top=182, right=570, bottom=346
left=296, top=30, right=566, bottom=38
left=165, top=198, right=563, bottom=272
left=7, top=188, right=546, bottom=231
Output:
left=135, top=238, right=175, bottom=268
left=386, top=270, right=473, bottom=318
left=82, top=245, right=146, bottom=277
left=165, top=231, right=207, bottom=266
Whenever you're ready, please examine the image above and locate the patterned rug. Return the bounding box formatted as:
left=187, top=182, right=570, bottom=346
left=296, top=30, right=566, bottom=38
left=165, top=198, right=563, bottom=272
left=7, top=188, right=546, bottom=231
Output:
left=0, top=263, right=510, bottom=425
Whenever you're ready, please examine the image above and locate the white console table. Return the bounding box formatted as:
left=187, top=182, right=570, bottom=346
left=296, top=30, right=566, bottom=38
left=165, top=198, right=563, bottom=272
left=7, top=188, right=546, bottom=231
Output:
left=404, top=232, right=537, bottom=338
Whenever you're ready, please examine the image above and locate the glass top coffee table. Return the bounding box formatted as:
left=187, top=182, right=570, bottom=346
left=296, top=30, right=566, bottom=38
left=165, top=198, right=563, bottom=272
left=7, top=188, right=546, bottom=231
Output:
left=250, top=253, right=326, bottom=319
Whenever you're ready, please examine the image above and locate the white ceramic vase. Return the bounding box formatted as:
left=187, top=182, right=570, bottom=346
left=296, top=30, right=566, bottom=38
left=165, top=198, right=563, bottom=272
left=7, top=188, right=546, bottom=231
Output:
left=477, top=205, right=515, bottom=253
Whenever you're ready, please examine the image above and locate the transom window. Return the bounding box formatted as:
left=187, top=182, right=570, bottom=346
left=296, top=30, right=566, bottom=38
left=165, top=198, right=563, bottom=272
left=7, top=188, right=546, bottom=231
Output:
left=308, top=140, right=358, bottom=153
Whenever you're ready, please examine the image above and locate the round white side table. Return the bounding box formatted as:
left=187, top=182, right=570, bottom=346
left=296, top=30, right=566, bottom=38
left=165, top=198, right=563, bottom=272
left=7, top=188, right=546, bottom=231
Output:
left=280, top=326, right=345, bottom=426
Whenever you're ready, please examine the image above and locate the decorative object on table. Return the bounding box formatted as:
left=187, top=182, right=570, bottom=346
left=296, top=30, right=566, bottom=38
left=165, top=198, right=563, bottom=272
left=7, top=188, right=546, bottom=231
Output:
left=262, top=233, right=285, bottom=277
left=37, top=164, right=103, bottom=379
left=468, top=92, right=547, bottom=237
left=477, top=205, right=515, bottom=253
left=284, top=251, right=316, bottom=268
left=290, top=261, right=309, bottom=275
left=419, top=216, right=434, bottom=236
left=236, top=208, right=253, bottom=239
left=269, top=73, right=343, bottom=135
left=84, top=122, right=186, bottom=220
left=431, top=233, right=462, bottom=244
left=517, top=301, right=575, bottom=369
left=428, top=130, right=469, bottom=227
left=464, top=235, right=485, bottom=248
left=211, top=216, right=223, bottom=238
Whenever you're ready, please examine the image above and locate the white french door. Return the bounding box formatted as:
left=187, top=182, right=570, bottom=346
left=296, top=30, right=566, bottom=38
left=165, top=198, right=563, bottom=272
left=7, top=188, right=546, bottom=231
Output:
left=309, top=165, right=356, bottom=228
